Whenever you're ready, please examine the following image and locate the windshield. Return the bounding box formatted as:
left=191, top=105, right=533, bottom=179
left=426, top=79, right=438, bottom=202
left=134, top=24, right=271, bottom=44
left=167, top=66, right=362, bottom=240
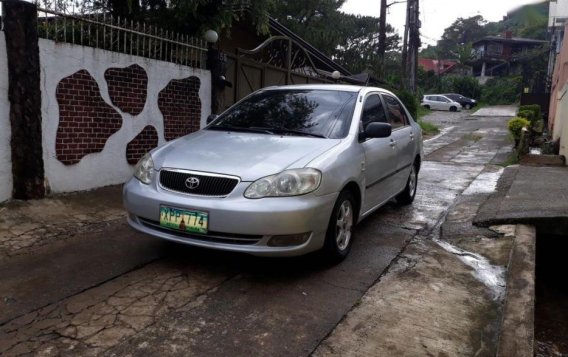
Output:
left=209, top=89, right=357, bottom=139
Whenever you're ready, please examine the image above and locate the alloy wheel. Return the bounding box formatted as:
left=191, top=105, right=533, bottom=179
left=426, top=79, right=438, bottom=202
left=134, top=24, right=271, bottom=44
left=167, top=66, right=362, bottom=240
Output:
left=335, top=200, right=353, bottom=251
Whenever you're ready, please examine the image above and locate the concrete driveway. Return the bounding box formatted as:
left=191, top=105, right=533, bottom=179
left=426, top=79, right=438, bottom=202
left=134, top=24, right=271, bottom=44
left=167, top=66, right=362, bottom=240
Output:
left=0, top=108, right=518, bottom=356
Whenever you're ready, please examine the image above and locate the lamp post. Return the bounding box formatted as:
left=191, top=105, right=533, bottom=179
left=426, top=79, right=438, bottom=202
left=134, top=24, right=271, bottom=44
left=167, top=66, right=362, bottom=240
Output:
left=205, top=30, right=229, bottom=115
left=331, top=71, right=341, bottom=81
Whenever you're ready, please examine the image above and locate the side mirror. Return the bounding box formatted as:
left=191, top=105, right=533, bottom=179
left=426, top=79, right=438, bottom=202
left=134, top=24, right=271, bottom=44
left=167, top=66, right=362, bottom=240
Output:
left=364, top=122, right=391, bottom=139
left=206, top=114, right=218, bottom=124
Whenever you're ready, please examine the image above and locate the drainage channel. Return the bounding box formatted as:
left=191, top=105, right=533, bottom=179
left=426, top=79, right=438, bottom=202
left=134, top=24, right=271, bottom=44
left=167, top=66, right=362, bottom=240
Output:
left=535, top=233, right=568, bottom=356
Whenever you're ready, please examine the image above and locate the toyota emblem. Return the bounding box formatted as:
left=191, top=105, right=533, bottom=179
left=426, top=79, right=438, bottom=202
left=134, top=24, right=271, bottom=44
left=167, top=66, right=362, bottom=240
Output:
left=185, top=177, right=200, bottom=190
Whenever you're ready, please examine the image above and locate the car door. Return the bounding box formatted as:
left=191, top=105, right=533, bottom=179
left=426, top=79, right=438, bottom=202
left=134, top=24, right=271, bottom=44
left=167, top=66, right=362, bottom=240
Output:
left=382, top=94, right=415, bottom=194
left=359, top=93, right=399, bottom=214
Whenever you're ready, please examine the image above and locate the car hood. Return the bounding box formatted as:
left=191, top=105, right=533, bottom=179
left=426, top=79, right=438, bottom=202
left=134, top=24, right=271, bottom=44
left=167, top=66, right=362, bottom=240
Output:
left=152, top=130, right=342, bottom=181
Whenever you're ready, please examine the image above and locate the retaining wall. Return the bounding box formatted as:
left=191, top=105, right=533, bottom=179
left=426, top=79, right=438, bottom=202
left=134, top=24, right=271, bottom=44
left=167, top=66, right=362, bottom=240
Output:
left=39, top=39, right=211, bottom=193
left=0, top=32, right=12, bottom=202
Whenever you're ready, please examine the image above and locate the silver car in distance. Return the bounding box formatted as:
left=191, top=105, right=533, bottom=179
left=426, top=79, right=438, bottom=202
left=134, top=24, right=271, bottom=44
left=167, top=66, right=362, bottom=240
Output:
left=123, top=85, right=423, bottom=262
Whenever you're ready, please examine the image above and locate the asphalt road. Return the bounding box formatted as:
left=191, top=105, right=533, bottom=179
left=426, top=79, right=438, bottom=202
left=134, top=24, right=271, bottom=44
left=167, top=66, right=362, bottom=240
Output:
left=0, top=108, right=513, bottom=356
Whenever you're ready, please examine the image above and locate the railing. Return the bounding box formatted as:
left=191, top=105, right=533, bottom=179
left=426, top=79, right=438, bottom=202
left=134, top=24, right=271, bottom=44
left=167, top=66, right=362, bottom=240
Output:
left=35, top=6, right=208, bottom=68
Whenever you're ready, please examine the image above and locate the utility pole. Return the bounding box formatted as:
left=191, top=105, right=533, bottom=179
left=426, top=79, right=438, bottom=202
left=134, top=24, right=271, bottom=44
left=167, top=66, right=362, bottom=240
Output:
left=406, top=0, right=420, bottom=93
left=378, top=0, right=388, bottom=80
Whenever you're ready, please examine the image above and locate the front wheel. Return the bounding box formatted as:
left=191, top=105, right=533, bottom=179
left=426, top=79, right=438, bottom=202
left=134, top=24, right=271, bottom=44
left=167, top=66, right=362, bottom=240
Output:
left=464, top=103, right=472, bottom=110
left=449, top=106, right=457, bottom=112
left=396, top=164, right=418, bottom=205
left=323, top=191, right=356, bottom=263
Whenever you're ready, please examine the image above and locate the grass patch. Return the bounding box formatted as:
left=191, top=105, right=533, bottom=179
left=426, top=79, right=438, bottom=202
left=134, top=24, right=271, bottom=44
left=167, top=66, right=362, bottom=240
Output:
left=418, top=119, right=440, bottom=136
left=417, top=105, right=432, bottom=119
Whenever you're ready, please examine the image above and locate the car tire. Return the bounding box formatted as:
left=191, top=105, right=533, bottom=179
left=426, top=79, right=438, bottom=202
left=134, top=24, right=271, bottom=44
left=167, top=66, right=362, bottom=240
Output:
left=464, top=104, right=472, bottom=110
left=424, top=105, right=430, bottom=110
left=449, top=106, right=457, bottom=112
left=323, top=190, right=356, bottom=263
left=396, top=163, right=418, bottom=205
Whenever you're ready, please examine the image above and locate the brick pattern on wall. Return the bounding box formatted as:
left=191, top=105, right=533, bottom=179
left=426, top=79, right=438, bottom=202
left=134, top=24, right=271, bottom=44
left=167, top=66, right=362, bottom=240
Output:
left=104, top=64, right=148, bottom=115
left=56, top=70, right=122, bottom=165
left=158, top=76, right=201, bottom=141
left=126, top=125, right=158, bottom=164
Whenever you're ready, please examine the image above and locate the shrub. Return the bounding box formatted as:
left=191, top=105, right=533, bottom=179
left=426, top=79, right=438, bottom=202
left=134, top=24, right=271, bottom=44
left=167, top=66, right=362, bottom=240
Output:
left=517, top=110, right=535, bottom=123
left=481, top=76, right=522, bottom=105
left=518, top=104, right=541, bottom=121
left=508, top=117, right=530, bottom=143
left=438, top=76, right=482, bottom=99
left=396, top=89, right=418, bottom=118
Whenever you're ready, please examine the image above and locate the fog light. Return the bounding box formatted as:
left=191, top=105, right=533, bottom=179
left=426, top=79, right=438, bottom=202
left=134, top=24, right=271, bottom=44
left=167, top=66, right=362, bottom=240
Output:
left=267, top=233, right=311, bottom=247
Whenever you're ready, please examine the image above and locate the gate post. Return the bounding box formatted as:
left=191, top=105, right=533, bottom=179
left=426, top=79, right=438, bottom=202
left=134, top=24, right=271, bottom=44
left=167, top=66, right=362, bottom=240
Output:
left=3, top=0, right=45, bottom=199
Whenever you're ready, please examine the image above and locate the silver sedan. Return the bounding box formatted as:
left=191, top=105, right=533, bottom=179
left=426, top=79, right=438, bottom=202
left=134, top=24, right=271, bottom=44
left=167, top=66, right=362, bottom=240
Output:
left=123, top=85, right=423, bottom=262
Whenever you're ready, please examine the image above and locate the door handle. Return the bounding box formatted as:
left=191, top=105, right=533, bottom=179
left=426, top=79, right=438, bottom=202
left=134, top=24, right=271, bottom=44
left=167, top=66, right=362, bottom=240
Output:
left=389, top=139, right=397, bottom=148
left=410, top=132, right=415, bottom=141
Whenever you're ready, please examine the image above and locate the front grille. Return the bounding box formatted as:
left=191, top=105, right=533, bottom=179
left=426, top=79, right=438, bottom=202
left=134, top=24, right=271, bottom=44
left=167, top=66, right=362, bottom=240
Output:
left=138, top=217, right=262, bottom=245
left=159, top=170, right=239, bottom=196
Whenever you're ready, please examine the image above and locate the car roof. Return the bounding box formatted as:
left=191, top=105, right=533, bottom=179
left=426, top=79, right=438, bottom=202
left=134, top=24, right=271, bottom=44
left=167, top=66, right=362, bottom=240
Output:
left=261, top=84, right=395, bottom=96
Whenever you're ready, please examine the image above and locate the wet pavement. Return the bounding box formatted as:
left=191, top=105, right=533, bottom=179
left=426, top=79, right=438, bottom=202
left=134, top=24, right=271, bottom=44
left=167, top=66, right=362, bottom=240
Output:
left=0, top=108, right=518, bottom=356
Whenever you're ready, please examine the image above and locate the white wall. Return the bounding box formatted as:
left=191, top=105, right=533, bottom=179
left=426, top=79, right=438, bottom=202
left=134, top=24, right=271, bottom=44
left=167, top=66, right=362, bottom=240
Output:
left=39, top=39, right=211, bottom=193
left=0, top=32, right=13, bottom=202
left=549, top=0, right=568, bottom=28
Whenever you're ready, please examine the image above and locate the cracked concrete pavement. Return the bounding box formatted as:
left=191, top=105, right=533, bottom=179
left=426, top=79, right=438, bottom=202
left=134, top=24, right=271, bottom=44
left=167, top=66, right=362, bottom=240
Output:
left=0, top=187, right=125, bottom=259
left=0, top=107, right=519, bottom=356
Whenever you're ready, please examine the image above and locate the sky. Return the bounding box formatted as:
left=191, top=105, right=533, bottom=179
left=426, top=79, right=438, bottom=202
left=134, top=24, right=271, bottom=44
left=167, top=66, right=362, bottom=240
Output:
left=341, top=0, right=545, bottom=46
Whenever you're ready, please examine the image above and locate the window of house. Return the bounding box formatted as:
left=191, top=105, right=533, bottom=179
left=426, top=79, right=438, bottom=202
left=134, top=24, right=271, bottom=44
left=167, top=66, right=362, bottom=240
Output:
left=487, top=42, right=503, bottom=56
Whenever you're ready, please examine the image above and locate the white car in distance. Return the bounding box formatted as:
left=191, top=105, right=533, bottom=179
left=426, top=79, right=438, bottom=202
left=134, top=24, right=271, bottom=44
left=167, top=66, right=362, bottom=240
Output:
left=421, top=95, right=462, bottom=112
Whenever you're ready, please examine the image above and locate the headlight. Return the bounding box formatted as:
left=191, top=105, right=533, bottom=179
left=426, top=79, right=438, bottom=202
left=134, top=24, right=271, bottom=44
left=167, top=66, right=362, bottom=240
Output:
left=133, top=153, right=155, bottom=184
left=244, top=168, right=322, bottom=198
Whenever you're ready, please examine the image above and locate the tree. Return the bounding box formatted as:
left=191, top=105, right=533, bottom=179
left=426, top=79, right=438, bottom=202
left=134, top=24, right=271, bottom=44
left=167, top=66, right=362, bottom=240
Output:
left=74, top=0, right=275, bottom=35
left=451, top=42, right=474, bottom=65
left=437, top=15, right=487, bottom=59
left=270, top=0, right=401, bottom=75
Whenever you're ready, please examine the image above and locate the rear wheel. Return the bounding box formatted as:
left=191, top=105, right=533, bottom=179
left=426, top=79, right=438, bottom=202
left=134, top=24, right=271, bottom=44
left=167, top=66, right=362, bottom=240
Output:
left=396, top=164, right=418, bottom=205
left=323, top=191, right=356, bottom=263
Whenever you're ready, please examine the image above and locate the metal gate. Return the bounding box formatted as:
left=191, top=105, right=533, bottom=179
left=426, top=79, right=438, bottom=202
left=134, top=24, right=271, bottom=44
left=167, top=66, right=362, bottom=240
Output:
left=223, top=36, right=333, bottom=110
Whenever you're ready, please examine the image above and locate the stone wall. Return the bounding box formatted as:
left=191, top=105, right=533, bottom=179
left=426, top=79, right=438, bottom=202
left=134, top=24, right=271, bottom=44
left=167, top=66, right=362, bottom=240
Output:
left=0, top=32, right=12, bottom=202
left=39, top=39, right=211, bottom=193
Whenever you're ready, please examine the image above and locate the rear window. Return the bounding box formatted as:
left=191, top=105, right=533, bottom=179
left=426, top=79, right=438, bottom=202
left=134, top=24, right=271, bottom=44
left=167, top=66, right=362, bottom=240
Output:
left=211, top=89, right=357, bottom=139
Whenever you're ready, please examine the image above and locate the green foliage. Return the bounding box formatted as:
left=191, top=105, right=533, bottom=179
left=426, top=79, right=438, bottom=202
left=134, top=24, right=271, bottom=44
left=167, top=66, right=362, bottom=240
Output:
left=486, top=1, right=549, bottom=40
left=271, top=1, right=400, bottom=74
left=82, top=0, right=275, bottom=35
left=395, top=90, right=418, bottom=118
left=508, top=117, right=530, bottom=141
left=441, top=76, right=482, bottom=99
left=517, top=110, right=535, bottom=123
left=519, top=104, right=541, bottom=122
left=437, top=15, right=487, bottom=59
left=481, top=76, right=522, bottom=105
left=418, top=120, right=440, bottom=136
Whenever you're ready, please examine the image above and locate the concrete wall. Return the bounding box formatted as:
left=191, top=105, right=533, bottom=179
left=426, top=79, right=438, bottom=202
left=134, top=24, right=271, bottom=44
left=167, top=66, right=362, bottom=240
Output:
left=549, top=0, right=568, bottom=28
left=549, top=24, right=568, bottom=160
left=0, top=32, right=13, bottom=202
left=39, top=39, right=211, bottom=193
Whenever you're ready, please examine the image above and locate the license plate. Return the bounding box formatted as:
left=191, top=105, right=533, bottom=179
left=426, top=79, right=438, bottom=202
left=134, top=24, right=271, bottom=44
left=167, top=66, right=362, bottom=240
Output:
left=159, top=206, right=208, bottom=234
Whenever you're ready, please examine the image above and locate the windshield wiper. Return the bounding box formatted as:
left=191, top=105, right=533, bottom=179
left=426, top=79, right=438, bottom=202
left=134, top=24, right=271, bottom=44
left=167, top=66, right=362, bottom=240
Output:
left=249, top=126, right=326, bottom=138
left=207, top=125, right=273, bottom=135
left=274, top=128, right=327, bottom=139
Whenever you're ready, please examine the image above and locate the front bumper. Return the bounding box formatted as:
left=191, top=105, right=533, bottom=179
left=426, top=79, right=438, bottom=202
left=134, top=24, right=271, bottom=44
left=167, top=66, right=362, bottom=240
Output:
left=123, top=177, right=338, bottom=257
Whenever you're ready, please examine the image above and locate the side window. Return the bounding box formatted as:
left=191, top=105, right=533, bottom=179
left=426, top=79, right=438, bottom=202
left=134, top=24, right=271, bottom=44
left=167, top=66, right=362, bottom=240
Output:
left=361, top=94, right=387, bottom=129
left=383, top=95, right=408, bottom=129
